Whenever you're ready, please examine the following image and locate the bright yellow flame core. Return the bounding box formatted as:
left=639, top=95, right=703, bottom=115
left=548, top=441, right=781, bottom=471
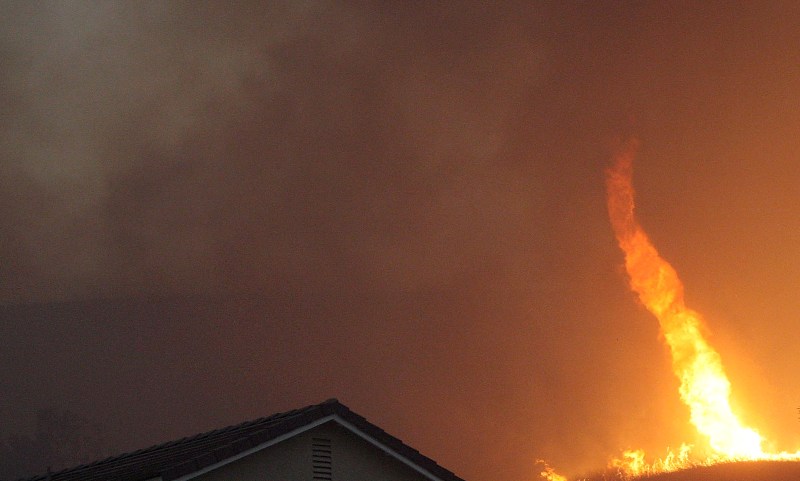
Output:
left=604, top=140, right=800, bottom=477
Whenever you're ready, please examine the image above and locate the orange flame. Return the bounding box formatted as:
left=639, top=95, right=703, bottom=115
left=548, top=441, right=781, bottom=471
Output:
left=602, top=139, right=800, bottom=477
left=537, top=459, right=568, bottom=481
left=538, top=139, right=800, bottom=481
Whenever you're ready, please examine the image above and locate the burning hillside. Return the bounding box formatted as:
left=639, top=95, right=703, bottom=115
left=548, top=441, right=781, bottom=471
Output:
left=590, top=460, right=800, bottom=481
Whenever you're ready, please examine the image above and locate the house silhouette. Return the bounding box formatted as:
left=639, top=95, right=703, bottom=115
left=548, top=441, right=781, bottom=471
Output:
left=23, top=399, right=465, bottom=481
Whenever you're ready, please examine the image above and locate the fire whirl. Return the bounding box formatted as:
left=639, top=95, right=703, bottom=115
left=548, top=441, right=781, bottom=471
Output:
left=603, top=139, right=800, bottom=477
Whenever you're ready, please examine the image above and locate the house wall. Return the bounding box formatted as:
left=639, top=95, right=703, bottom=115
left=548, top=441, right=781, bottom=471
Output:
left=192, top=420, right=433, bottom=481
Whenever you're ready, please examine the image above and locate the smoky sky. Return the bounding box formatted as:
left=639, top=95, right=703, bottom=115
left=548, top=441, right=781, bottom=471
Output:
left=4, top=2, right=800, bottom=481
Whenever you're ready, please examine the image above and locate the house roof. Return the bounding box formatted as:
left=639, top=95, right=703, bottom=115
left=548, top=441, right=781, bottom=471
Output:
left=23, top=399, right=465, bottom=481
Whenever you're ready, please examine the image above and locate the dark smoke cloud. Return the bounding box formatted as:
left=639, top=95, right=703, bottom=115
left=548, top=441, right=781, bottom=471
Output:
left=1, top=2, right=327, bottom=300
left=2, top=4, right=599, bottom=480
left=1, top=2, right=553, bottom=303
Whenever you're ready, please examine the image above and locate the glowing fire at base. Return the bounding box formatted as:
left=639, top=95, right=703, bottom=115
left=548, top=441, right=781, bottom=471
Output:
left=602, top=139, right=800, bottom=478
left=537, top=459, right=568, bottom=481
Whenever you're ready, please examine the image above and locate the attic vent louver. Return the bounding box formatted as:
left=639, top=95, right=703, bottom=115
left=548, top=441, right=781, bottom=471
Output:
left=312, top=437, right=332, bottom=481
